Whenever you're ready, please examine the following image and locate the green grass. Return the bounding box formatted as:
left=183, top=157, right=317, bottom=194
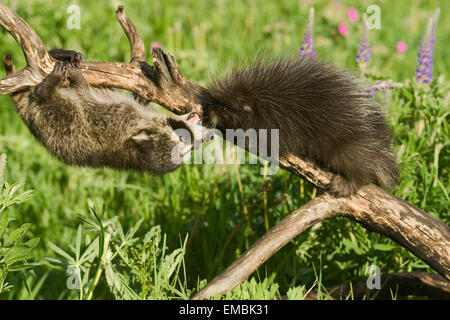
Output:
left=0, top=0, right=449, bottom=300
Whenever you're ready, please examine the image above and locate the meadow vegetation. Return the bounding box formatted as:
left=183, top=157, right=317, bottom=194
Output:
left=0, top=0, right=448, bottom=299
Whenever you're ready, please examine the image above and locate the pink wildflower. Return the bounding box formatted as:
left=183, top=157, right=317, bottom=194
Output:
left=150, top=42, right=163, bottom=52
left=396, top=41, right=407, bottom=53
left=348, top=8, right=358, bottom=23
left=338, top=24, right=348, bottom=37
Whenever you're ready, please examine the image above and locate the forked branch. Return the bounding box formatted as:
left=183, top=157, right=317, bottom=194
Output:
left=0, top=3, right=53, bottom=94
left=115, top=5, right=146, bottom=63
left=0, top=2, right=205, bottom=114
left=0, top=2, right=448, bottom=300
left=192, top=185, right=450, bottom=299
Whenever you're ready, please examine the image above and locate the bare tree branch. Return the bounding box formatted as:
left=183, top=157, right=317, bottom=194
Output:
left=192, top=186, right=450, bottom=299
left=115, top=5, right=146, bottom=63
left=0, top=3, right=206, bottom=115
left=0, top=2, right=448, bottom=300
left=0, top=3, right=54, bottom=94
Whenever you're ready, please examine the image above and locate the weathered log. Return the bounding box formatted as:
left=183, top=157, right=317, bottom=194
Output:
left=0, top=3, right=448, bottom=300
left=192, top=185, right=450, bottom=299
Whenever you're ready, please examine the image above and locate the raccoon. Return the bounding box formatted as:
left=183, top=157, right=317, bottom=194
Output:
left=6, top=49, right=208, bottom=175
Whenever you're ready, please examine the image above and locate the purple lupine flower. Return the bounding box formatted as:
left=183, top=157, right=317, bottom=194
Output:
left=299, top=8, right=315, bottom=58
left=415, top=9, right=440, bottom=84
left=356, top=14, right=370, bottom=77
left=370, top=80, right=394, bottom=97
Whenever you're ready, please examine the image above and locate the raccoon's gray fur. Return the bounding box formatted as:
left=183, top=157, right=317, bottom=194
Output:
left=202, top=56, right=399, bottom=196
left=7, top=50, right=205, bottom=175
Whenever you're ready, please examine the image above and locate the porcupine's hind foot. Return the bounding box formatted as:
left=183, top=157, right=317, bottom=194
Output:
left=328, top=174, right=361, bottom=197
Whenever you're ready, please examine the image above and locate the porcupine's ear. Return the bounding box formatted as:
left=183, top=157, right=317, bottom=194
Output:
left=242, top=104, right=252, bottom=112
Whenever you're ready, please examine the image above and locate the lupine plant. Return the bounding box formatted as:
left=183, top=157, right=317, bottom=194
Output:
left=299, top=7, right=315, bottom=58
left=0, top=154, right=37, bottom=294
left=415, top=9, right=440, bottom=84
left=356, top=14, right=370, bottom=78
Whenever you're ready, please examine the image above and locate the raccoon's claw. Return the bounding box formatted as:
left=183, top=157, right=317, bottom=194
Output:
left=49, top=48, right=84, bottom=65
left=50, top=62, right=68, bottom=82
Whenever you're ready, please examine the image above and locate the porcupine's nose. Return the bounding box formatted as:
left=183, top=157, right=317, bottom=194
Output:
left=186, top=112, right=200, bottom=124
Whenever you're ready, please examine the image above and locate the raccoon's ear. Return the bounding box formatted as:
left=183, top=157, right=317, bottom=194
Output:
left=132, top=132, right=149, bottom=142
left=132, top=130, right=153, bottom=144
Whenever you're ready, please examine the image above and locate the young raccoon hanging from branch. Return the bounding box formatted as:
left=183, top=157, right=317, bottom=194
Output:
left=4, top=49, right=208, bottom=175
left=201, top=55, right=399, bottom=196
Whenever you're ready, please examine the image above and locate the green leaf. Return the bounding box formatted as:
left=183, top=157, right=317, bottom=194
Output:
left=9, top=183, right=24, bottom=197
left=5, top=223, right=31, bottom=245
left=0, top=212, right=9, bottom=238
left=13, top=190, right=34, bottom=204
left=402, top=87, right=413, bottom=102
left=75, top=224, right=82, bottom=261
left=47, top=241, right=75, bottom=263
left=126, top=218, right=143, bottom=240
left=342, top=238, right=364, bottom=255
left=79, top=237, right=99, bottom=265
left=24, top=237, right=40, bottom=249
left=374, top=244, right=397, bottom=251
left=3, top=246, right=34, bottom=265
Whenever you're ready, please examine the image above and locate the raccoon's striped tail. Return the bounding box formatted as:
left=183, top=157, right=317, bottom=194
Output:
left=3, top=54, right=32, bottom=109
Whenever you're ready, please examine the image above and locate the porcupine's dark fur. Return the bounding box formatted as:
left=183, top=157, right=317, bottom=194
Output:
left=202, top=56, right=399, bottom=196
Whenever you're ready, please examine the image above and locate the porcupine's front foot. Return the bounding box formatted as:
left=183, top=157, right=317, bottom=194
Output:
left=328, top=175, right=361, bottom=197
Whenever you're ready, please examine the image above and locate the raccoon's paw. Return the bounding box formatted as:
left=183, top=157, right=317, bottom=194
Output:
left=327, top=175, right=360, bottom=197
left=65, top=64, right=87, bottom=87
left=49, top=62, right=68, bottom=82
left=49, top=49, right=84, bottom=65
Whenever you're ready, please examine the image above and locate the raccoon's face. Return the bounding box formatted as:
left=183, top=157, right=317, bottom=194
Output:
left=132, top=112, right=212, bottom=174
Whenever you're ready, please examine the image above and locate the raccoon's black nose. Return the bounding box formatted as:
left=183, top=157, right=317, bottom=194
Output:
left=204, top=130, right=215, bottom=141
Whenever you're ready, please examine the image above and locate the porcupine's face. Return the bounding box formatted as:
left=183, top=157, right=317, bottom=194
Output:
left=204, top=102, right=253, bottom=130
left=131, top=112, right=211, bottom=174
left=203, top=82, right=255, bottom=130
